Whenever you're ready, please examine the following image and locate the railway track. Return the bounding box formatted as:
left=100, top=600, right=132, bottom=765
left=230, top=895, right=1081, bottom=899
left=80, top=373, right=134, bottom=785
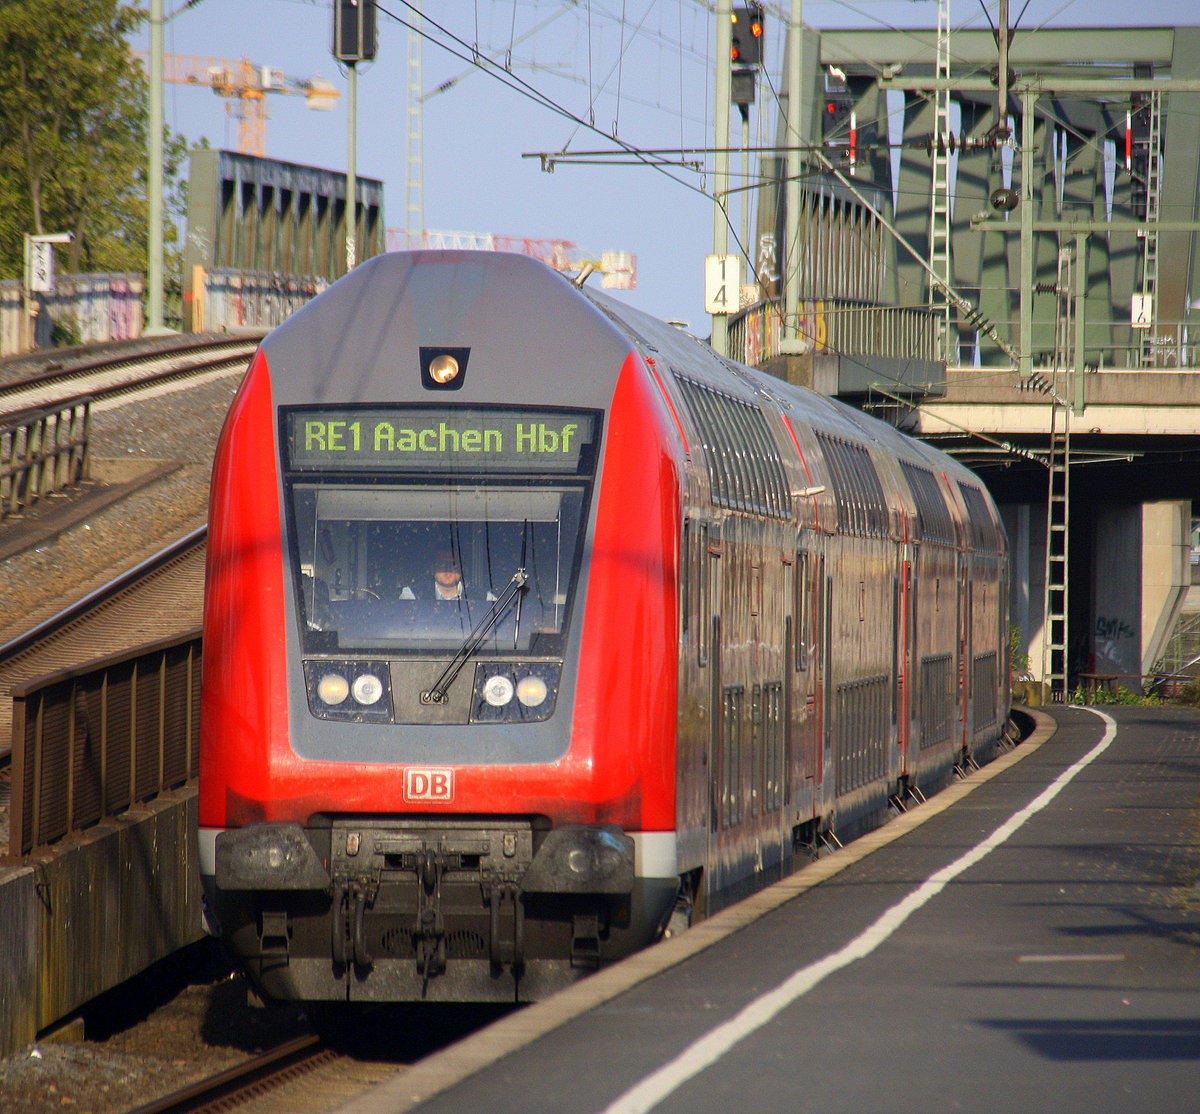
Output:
left=0, top=335, right=260, bottom=416
left=124, top=1035, right=339, bottom=1114
left=117, top=999, right=512, bottom=1114
left=0, top=528, right=208, bottom=756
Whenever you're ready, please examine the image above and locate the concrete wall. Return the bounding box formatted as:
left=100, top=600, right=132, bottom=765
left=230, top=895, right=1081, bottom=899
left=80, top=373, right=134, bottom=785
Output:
left=1092, top=505, right=1143, bottom=678
left=0, top=865, right=38, bottom=1054
left=1005, top=499, right=1189, bottom=691
left=0, top=790, right=203, bottom=1058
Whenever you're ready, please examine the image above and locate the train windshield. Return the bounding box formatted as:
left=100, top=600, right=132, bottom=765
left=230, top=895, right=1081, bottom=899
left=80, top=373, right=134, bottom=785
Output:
left=288, top=483, right=589, bottom=656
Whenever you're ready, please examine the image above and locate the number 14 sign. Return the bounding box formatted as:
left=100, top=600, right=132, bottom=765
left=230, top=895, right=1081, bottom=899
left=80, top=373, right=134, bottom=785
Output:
left=704, top=254, right=741, bottom=315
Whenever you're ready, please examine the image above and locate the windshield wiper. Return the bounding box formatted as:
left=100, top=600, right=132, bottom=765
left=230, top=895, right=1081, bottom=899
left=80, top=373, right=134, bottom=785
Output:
left=421, top=569, right=528, bottom=705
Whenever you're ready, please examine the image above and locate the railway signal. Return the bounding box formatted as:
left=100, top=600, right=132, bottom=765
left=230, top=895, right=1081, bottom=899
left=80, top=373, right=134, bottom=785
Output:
left=730, top=5, right=764, bottom=66
left=333, top=0, right=377, bottom=63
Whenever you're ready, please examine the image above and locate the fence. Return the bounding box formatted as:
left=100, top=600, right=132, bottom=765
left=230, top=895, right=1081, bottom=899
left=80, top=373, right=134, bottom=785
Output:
left=0, top=400, right=91, bottom=522
left=8, top=631, right=202, bottom=857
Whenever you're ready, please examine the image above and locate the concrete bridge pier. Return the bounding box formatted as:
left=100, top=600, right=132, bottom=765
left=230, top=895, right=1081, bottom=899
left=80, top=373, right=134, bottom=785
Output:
left=1002, top=500, right=1191, bottom=697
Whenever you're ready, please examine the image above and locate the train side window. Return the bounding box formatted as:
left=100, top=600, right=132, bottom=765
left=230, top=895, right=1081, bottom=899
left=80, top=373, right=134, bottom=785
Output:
left=794, top=549, right=809, bottom=671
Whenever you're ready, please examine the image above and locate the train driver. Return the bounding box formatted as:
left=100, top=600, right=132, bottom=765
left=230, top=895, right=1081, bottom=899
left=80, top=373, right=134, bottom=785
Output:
left=400, top=549, right=467, bottom=601
left=399, top=547, right=501, bottom=602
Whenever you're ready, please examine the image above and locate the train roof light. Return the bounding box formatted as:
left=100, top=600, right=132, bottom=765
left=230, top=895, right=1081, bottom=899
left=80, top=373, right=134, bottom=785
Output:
left=428, top=354, right=459, bottom=384
left=420, top=346, right=471, bottom=390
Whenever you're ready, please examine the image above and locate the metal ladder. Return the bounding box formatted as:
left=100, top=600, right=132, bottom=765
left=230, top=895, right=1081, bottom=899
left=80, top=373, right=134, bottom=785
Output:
left=928, top=0, right=953, bottom=362
left=1042, top=401, right=1070, bottom=700
left=1138, top=90, right=1163, bottom=367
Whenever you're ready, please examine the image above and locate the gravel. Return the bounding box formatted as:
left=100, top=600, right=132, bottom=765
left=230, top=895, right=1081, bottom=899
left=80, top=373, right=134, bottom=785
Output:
left=0, top=942, right=316, bottom=1114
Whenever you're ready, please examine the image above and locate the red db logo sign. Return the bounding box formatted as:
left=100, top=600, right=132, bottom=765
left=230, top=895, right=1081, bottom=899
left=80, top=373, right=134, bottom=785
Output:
left=404, top=767, right=454, bottom=802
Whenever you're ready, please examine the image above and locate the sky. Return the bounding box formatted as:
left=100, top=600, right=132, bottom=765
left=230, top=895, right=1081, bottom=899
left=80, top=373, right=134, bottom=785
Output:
left=130, top=0, right=1200, bottom=334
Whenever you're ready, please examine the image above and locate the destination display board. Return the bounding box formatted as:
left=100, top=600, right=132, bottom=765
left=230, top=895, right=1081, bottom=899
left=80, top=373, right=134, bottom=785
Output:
left=284, top=406, right=599, bottom=474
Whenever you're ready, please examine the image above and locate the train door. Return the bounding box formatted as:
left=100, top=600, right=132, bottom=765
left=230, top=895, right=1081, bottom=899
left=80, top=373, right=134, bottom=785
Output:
left=678, top=516, right=716, bottom=886
left=958, top=553, right=972, bottom=753
left=904, top=546, right=919, bottom=774
left=789, top=541, right=820, bottom=822
left=705, top=520, right=724, bottom=895
left=961, top=570, right=974, bottom=756
left=816, top=551, right=832, bottom=823
left=893, top=551, right=906, bottom=785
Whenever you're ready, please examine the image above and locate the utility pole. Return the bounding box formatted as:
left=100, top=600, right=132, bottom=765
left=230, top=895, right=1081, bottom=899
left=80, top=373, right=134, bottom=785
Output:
left=709, top=0, right=734, bottom=356
left=346, top=61, right=357, bottom=272
left=780, top=0, right=805, bottom=358
left=145, top=0, right=170, bottom=334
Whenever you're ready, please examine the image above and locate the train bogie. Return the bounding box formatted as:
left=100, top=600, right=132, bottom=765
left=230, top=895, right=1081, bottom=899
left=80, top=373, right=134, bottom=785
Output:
left=199, top=250, right=1009, bottom=1004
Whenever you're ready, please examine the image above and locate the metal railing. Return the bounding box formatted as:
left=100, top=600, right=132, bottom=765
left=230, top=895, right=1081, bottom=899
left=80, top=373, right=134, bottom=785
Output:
left=728, top=297, right=941, bottom=368
left=9, top=630, right=202, bottom=856
left=0, top=399, right=91, bottom=521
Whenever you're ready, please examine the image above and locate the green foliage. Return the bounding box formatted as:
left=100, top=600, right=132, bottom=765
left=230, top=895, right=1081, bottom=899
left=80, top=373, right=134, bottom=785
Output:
left=0, top=0, right=189, bottom=280
left=1068, top=684, right=1162, bottom=707
left=1009, top=625, right=1031, bottom=679
left=1174, top=677, right=1200, bottom=707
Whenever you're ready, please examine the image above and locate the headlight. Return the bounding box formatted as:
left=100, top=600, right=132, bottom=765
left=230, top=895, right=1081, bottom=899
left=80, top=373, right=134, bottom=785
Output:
left=317, top=673, right=350, bottom=705
left=352, top=673, right=384, bottom=705
left=482, top=674, right=515, bottom=706
left=305, top=661, right=393, bottom=721
left=516, top=674, right=548, bottom=707
left=471, top=663, right=560, bottom=722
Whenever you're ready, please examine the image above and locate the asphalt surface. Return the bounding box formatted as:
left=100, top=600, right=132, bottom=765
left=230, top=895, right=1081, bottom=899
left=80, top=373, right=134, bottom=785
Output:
left=340, top=705, right=1200, bottom=1114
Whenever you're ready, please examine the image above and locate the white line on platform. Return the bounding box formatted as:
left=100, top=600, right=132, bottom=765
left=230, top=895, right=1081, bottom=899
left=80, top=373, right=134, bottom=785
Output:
left=1016, top=953, right=1127, bottom=963
left=599, top=709, right=1118, bottom=1114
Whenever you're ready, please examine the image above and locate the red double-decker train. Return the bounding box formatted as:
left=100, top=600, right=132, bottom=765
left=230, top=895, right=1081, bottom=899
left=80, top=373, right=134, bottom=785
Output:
left=199, top=250, right=1009, bottom=1004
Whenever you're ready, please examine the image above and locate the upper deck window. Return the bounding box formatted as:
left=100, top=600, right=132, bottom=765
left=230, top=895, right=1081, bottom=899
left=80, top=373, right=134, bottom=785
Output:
left=672, top=374, right=790, bottom=519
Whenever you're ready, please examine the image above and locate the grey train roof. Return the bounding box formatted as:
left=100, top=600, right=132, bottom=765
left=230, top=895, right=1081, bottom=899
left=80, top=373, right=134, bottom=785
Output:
left=259, top=249, right=983, bottom=493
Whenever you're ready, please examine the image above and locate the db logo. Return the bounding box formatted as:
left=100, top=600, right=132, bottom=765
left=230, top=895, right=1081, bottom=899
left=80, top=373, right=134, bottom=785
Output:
left=404, top=767, right=454, bottom=802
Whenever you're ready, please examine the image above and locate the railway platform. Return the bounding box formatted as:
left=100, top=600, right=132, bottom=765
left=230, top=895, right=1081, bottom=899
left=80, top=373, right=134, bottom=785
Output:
left=341, top=704, right=1200, bottom=1114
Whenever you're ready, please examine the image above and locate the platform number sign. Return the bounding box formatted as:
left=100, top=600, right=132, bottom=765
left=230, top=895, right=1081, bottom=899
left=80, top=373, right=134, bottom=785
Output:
left=1131, top=294, right=1153, bottom=329
left=705, top=254, right=741, bottom=315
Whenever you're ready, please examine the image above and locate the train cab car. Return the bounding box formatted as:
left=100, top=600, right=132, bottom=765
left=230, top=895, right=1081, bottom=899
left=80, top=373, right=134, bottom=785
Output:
left=198, top=250, right=1009, bottom=1005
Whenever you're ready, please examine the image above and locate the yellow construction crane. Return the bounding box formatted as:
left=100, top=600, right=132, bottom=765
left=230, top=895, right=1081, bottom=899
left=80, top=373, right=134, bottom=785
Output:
left=137, top=53, right=339, bottom=158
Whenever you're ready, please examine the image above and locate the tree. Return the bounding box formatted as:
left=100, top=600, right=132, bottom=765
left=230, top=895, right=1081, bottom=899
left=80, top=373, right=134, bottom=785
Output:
left=0, top=0, right=183, bottom=278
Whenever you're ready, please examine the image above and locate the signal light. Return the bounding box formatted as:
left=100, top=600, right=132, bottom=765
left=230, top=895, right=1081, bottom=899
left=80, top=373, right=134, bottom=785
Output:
left=823, top=95, right=858, bottom=172
left=730, top=5, right=764, bottom=66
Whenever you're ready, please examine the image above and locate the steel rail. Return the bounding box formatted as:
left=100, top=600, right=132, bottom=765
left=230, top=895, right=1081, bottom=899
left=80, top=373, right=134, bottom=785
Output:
left=0, top=343, right=257, bottom=421
left=0, top=525, right=208, bottom=667
left=0, top=336, right=260, bottom=400
left=122, top=1034, right=331, bottom=1114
